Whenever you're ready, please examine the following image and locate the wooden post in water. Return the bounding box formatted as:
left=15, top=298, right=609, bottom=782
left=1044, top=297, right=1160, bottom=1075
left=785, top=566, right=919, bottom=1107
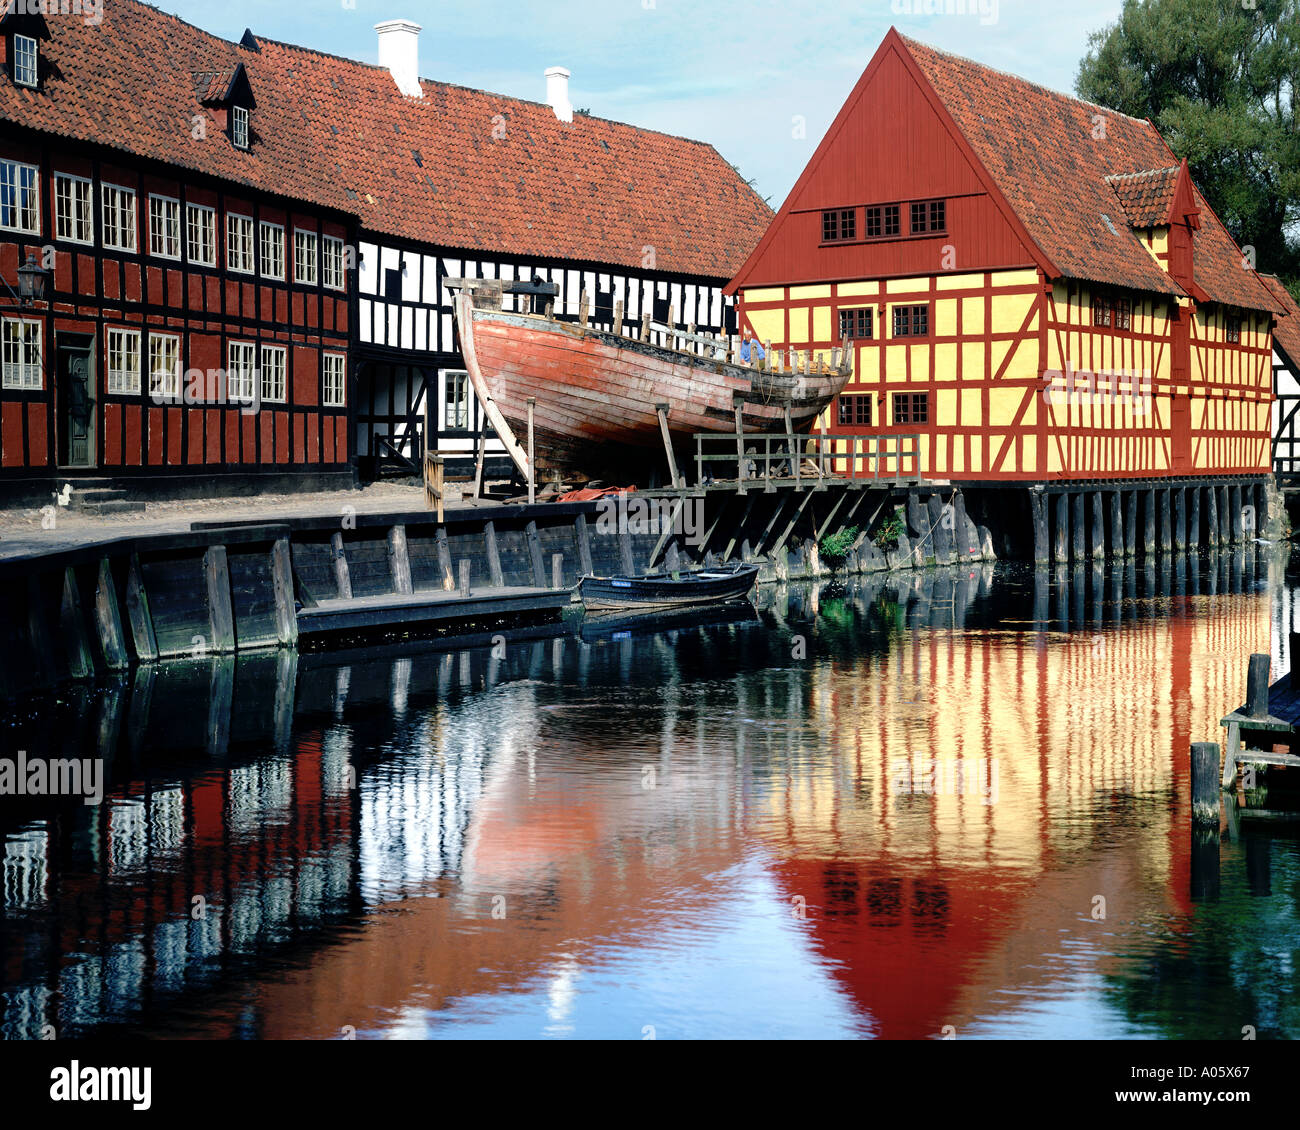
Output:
left=1124, top=490, right=1137, bottom=557
left=388, top=526, right=414, bottom=595
left=1206, top=486, right=1219, bottom=548
left=1191, top=742, right=1221, bottom=826
left=459, top=559, right=472, bottom=598
left=1090, top=492, right=1105, bottom=560
left=1144, top=489, right=1157, bottom=556
left=270, top=537, right=298, bottom=647
left=1054, top=493, right=1069, bottom=564
left=93, top=558, right=128, bottom=670
left=330, top=532, right=352, bottom=600
left=1071, top=492, right=1085, bottom=562
left=203, top=546, right=236, bottom=654
left=1173, top=487, right=1187, bottom=552
left=1030, top=491, right=1049, bottom=564
left=1109, top=491, right=1123, bottom=560
left=527, top=397, right=537, bottom=506
left=552, top=552, right=564, bottom=591
left=1188, top=486, right=1201, bottom=550
left=1246, top=653, right=1271, bottom=718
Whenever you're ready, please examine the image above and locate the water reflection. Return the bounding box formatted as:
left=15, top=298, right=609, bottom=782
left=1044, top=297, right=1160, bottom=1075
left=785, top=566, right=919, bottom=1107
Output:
left=3, top=546, right=1299, bottom=1039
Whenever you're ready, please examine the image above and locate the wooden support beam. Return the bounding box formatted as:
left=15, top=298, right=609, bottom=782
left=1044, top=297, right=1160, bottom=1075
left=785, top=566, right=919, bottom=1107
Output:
left=574, top=513, right=594, bottom=576
left=722, top=493, right=758, bottom=563
left=525, top=520, right=547, bottom=586
left=814, top=489, right=849, bottom=543
left=1090, top=491, right=1105, bottom=560
left=203, top=546, right=237, bottom=655
left=527, top=398, right=537, bottom=506
left=330, top=532, right=353, bottom=599
left=93, top=558, right=129, bottom=670
left=472, top=415, right=488, bottom=500
left=1072, top=492, right=1086, bottom=562
left=1159, top=488, right=1173, bottom=553
left=656, top=403, right=681, bottom=489
left=1230, top=484, right=1244, bottom=542
left=60, top=567, right=94, bottom=679
left=1144, top=488, right=1157, bottom=555
left=1218, top=485, right=1230, bottom=544
left=1246, top=653, right=1271, bottom=718
left=389, top=525, right=414, bottom=595
left=1188, top=486, right=1201, bottom=550
left=618, top=522, right=636, bottom=576
left=551, top=552, right=565, bottom=590
left=734, top=398, right=747, bottom=495
left=648, top=497, right=685, bottom=568
left=435, top=526, right=456, bottom=591
left=769, top=490, right=816, bottom=559
left=270, top=536, right=299, bottom=647
left=125, top=553, right=158, bottom=662
left=1206, top=485, right=1219, bottom=547
left=1124, top=489, right=1137, bottom=557
left=1031, top=491, right=1049, bottom=565
left=1108, top=491, right=1122, bottom=560
left=1173, top=487, right=1187, bottom=552
left=614, top=299, right=624, bottom=337
left=1054, top=493, right=1069, bottom=564
left=483, top=520, right=506, bottom=588
left=1192, top=742, right=1221, bottom=825
left=459, top=559, right=472, bottom=598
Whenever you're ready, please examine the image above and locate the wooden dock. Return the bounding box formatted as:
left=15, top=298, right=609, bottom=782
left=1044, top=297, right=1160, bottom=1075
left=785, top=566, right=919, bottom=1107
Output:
left=1220, top=645, right=1300, bottom=790
left=298, top=586, right=574, bottom=636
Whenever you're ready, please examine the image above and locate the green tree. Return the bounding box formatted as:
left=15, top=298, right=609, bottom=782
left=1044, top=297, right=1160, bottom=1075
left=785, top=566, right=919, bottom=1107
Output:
left=1076, top=0, right=1300, bottom=293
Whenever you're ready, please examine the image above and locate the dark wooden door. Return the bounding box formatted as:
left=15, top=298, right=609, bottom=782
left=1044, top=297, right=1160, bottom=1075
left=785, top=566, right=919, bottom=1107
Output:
left=1171, top=393, right=1191, bottom=473
left=58, top=342, right=95, bottom=467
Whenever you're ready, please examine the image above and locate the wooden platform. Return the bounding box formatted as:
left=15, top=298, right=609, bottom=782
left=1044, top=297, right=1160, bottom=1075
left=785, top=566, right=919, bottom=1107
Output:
left=1220, top=646, right=1300, bottom=788
left=297, top=586, right=575, bottom=636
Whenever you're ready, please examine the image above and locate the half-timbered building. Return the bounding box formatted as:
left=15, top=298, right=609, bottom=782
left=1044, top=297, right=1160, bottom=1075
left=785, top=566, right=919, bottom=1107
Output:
left=0, top=3, right=771, bottom=500
left=0, top=3, right=356, bottom=501
left=243, top=22, right=771, bottom=477
left=727, top=29, right=1283, bottom=556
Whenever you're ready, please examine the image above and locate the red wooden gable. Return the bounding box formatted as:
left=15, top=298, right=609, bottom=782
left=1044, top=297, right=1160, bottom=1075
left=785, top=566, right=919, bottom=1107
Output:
left=727, top=30, right=1043, bottom=292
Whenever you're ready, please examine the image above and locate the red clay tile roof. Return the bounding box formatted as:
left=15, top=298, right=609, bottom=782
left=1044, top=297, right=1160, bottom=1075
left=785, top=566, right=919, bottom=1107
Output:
left=901, top=35, right=1282, bottom=315
left=1105, top=167, right=1180, bottom=229
left=0, top=1, right=771, bottom=279
left=1261, top=274, right=1300, bottom=368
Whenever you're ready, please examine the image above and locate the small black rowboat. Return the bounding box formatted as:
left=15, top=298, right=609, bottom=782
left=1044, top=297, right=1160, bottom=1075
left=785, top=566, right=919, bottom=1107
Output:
left=578, top=563, right=760, bottom=610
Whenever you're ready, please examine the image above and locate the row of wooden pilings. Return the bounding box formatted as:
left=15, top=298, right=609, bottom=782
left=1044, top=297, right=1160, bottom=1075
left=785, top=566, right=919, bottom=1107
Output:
left=1029, top=479, right=1269, bottom=565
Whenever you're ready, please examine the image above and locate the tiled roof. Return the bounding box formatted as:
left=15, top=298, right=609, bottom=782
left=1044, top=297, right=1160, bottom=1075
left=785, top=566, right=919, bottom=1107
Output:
left=1105, top=167, right=1180, bottom=229
left=901, top=35, right=1282, bottom=314
left=1261, top=274, right=1300, bottom=368
left=0, top=1, right=771, bottom=279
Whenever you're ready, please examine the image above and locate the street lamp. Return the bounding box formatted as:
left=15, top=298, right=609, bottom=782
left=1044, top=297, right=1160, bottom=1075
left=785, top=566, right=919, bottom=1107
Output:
left=16, top=251, right=50, bottom=306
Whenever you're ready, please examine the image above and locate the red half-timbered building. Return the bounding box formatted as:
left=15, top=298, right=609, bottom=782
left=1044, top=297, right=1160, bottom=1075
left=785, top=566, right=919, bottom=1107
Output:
left=0, top=4, right=355, bottom=501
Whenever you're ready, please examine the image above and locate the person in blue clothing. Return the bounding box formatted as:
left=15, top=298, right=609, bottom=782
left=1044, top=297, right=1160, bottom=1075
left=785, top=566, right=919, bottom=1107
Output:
left=739, top=337, right=766, bottom=365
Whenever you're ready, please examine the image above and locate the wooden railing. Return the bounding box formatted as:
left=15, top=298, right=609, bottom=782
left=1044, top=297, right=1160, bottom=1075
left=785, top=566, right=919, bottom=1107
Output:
left=693, top=433, right=922, bottom=491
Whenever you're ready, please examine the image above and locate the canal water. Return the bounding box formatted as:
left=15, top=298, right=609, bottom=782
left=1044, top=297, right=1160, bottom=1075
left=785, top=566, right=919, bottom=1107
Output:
left=3, top=548, right=1299, bottom=1040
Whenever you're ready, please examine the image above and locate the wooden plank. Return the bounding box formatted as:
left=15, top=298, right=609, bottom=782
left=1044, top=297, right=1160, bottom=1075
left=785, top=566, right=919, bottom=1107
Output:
left=575, top=513, right=594, bottom=576
left=388, top=525, right=414, bottom=595
left=92, top=558, right=129, bottom=670
left=484, top=520, right=506, bottom=588
left=270, top=537, right=299, bottom=647
left=203, top=546, right=237, bottom=654
left=124, top=553, right=158, bottom=662
left=60, top=567, right=94, bottom=680
left=330, top=532, right=353, bottom=600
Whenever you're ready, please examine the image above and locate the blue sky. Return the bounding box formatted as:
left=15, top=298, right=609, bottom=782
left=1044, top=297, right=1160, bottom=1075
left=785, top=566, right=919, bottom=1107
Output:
left=167, top=0, right=1125, bottom=208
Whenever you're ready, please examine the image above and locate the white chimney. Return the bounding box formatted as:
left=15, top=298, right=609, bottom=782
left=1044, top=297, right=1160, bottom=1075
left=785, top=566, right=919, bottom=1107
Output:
left=546, top=66, right=573, bottom=123
left=376, top=19, right=422, bottom=98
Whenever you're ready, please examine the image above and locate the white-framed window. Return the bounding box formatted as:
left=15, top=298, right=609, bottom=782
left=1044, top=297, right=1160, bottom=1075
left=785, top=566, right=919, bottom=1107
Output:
left=0, top=159, right=40, bottom=234
left=260, top=344, right=286, bottom=403
left=259, top=222, right=284, bottom=279
left=322, top=352, right=345, bottom=407
left=227, top=213, right=255, bottom=274
left=322, top=235, right=346, bottom=290
left=227, top=341, right=256, bottom=402
left=148, top=195, right=181, bottom=259
left=12, top=35, right=38, bottom=88
left=105, top=327, right=142, bottom=395
left=186, top=202, right=216, bottom=266
left=101, top=183, right=136, bottom=252
left=54, top=173, right=92, bottom=244
left=293, top=228, right=317, bottom=285
left=444, top=370, right=469, bottom=430
left=1, top=318, right=42, bottom=390
left=147, top=333, right=180, bottom=400
left=232, top=106, right=250, bottom=150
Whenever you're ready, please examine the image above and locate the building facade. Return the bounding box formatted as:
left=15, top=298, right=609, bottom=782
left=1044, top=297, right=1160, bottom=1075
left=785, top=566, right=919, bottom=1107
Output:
left=727, top=30, right=1281, bottom=490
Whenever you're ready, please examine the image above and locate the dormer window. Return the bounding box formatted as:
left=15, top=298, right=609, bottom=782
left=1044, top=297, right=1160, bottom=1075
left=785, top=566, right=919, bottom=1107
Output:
left=232, top=105, right=250, bottom=150
left=12, top=34, right=38, bottom=88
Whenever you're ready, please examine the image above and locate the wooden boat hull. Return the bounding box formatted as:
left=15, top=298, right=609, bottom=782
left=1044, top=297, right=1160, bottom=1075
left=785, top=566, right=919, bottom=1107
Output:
left=579, top=565, right=760, bottom=611
left=455, top=294, right=850, bottom=478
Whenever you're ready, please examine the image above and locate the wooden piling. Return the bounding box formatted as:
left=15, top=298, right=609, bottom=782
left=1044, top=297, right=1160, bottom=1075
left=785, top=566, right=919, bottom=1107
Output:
left=1124, top=490, right=1137, bottom=557
left=1071, top=492, right=1085, bottom=562
left=388, top=525, right=414, bottom=595
left=92, top=558, right=129, bottom=670
left=1191, top=742, right=1221, bottom=825
left=1090, top=491, right=1105, bottom=560
left=575, top=513, right=594, bottom=577
left=124, top=553, right=158, bottom=662
left=1109, top=491, right=1123, bottom=559
left=202, top=546, right=237, bottom=654
left=1188, top=486, right=1201, bottom=551
left=1159, top=488, right=1173, bottom=553
left=1173, top=487, right=1186, bottom=552
left=1143, top=488, right=1156, bottom=555
left=459, top=559, right=472, bottom=598
left=552, top=552, right=564, bottom=590
left=1218, top=485, right=1230, bottom=544
left=330, top=532, right=353, bottom=599
left=525, top=520, right=547, bottom=587
left=527, top=398, right=537, bottom=506
left=1246, top=653, right=1270, bottom=718
left=483, top=520, right=506, bottom=588
left=1206, top=486, right=1219, bottom=547
left=270, top=536, right=299, bottom=647
left=1031, top=491, right=1049, bottom=564
left=1230, top=484, right=1244, bottom=542
left=60, top=567, right=94, bottom=680
left=1054, top=493, right=1069, bottom=564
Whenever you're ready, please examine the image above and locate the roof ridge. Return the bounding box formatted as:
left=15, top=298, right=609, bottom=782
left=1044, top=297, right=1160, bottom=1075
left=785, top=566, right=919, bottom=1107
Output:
left=1104, top=166, right=1181, bottom=183
left=897, top=31, right=1153, bottom=127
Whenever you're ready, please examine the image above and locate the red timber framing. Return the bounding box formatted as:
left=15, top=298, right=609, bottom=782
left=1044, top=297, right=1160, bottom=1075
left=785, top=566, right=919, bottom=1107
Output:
left=0, top=131, right=354, bottom=497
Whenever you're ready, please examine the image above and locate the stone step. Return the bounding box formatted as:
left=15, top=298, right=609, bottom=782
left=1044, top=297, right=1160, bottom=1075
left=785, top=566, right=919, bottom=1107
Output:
left=74, top=500, right=147, bottom=517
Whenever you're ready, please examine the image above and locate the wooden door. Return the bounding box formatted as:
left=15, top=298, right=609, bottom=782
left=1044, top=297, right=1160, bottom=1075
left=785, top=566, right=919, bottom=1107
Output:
left=58, top=341, right=95, bottom=468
